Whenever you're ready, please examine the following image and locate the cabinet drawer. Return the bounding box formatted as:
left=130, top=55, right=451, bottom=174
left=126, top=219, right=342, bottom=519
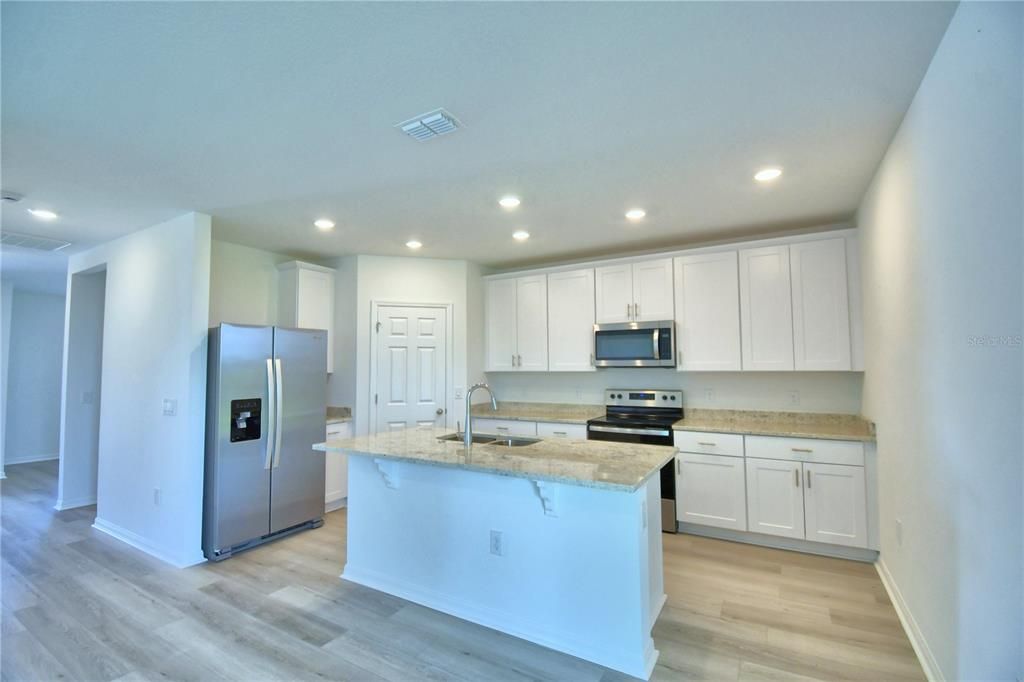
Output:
left=473, top=418, right=537, bottom=437
left=745, top=436, right=864, bottom=466
left=536, top=422, right=587, bottom=440
left=674, top=430, right=744, bottom=458
left=326, top=423, right=351, bottom=439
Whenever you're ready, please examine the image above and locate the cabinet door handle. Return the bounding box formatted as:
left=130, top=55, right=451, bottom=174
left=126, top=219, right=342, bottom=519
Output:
left=626, top=303, right=631, bottom=320
left=553, top=431, right=567, bottom=436
left=806, top=470, right=812, bottom=488
left=697, top=441, right=717, bottom=447
left=794, top=468, right=800, bottom=487
left=517, top=354, right=522, bottom=366
left=512, top=353, right=516, bottom=367
left=676, top=458, right=680, bottom=475
left=495, top=426, right=509, bottom=431
left=634, top=302, right=639, bottom=318
left=590, top=353, right=595, bottom=367
left=791, top=447, right=813, bottom=453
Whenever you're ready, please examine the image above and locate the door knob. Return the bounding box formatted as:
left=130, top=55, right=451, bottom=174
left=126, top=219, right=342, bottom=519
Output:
left=436, top=408, right=444, bottom=415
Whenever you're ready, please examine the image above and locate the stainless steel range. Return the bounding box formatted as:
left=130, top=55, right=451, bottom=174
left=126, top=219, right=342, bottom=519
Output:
left=586, top=389, right=682, bottom=533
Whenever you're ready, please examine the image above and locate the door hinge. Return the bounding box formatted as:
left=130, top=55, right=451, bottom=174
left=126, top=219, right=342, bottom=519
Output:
left=375, top=321, right=382, bottom=332
left=374, top=393, right=378, bottom=405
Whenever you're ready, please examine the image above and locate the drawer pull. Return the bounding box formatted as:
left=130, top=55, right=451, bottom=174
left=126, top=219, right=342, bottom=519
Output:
left=806, top=470, right=812, bottom=488
left=495, top=426, right=509, bottom=431
left=553, top=431, right=567, bottom=436
left=794, top=469, right=800, bottom=487
left=791, top=447, right=813, bottom=453
left=697, top=441, right=717, bottom=447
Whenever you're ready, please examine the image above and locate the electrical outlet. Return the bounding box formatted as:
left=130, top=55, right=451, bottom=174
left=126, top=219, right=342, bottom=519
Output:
left=704, top=388, right=714, bottom=402
left=454, top=387, right=464, bottom=400
left=162, top=399, right=177, bottom=416
left=489, top=530, right=503, bottom=556
left=81, top=391, right=95, bottom=405
left=575, top=388, right=583, bottom=401
left=153, top=488, right=162, bottom=506
left=895, top=519, right=903, bottom=547
left=788, top=390, right=800, bottom=407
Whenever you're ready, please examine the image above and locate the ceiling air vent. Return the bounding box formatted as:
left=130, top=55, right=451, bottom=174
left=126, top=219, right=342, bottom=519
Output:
left=0, top=230, right=71, bottom=252
left=396, top=108, right=461, bottom=141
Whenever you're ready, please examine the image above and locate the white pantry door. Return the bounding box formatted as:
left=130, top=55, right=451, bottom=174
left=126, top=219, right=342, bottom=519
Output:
left=374, top=305, right=448, bottom=433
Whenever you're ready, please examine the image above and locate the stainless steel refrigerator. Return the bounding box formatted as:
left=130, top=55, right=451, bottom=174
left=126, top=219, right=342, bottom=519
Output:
left=203, top=323, right=326, bottom=561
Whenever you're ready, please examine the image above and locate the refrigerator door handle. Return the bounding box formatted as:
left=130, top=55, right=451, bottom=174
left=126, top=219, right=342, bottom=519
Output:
left=273, top=358, right=284, bottom=468
left=264, top=358, right=275, bottom=470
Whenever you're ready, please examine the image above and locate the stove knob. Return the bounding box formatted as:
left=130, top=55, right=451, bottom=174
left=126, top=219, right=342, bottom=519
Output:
left=670, top=395, right=676, bottom=401
left=662, top=395, right=667, bottom=400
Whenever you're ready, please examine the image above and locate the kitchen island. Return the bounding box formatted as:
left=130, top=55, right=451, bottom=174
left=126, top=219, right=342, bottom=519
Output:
left=314, top=426, right=675, bottom=679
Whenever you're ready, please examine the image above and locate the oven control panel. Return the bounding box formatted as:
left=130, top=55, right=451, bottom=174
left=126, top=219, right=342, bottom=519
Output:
left=604, top=389, right=681, bottom=407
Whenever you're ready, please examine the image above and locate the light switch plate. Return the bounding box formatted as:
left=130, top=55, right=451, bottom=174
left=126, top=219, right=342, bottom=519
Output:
left=162, top=399, right=177, bottom=416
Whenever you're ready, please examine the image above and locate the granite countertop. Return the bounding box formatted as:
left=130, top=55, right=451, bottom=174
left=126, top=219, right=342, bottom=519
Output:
left=314, top=426, right=675, bottom=492
left=326, top=406, right=352, bottom=425
left=469, top=401, right=605, bottom=425
left=673, top=409, right=876, bottom=442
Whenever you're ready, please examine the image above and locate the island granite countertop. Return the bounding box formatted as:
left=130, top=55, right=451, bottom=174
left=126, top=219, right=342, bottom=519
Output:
left=314, top=426, right=675, bottom=492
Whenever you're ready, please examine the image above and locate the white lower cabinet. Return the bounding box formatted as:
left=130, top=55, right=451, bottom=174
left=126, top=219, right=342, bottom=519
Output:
left=803, top=462, right=867, bottom=548
left=745, top=457, right=806, bottom=540
left=325, top=421, right=352, bottom=510
left=536, top=422, right=587, bottom=440
left=676, top=451, right=747, bottom=531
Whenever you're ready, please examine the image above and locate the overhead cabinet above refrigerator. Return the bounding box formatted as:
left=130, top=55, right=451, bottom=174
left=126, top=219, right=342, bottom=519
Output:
left=203, top=323, right=326, bottom=561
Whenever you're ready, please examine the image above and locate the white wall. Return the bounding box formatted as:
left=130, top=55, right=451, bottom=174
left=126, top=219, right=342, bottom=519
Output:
left=208, top=240, right=290, bottom=326
left=324, top=255, right=473, bottom=436
left=0, top=281, right=13, bottom=478
left=4, top=290, right=66, bottom=464
left=486, top=370, right=863, bottom=414
left=856, top=4, right=1022, bottom=679
left=56, top=270, right=106, bottom=509
left=64, top=213, right=212, bottom=567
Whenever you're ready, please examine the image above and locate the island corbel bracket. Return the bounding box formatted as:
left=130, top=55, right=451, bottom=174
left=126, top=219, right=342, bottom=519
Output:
left=531, top=479, right=559, bottom=517
left=374, top=458, right=400, bottom=489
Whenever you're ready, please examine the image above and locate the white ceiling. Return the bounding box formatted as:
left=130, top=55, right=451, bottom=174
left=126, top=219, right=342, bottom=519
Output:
left=2, top=1, right=955, bottom=287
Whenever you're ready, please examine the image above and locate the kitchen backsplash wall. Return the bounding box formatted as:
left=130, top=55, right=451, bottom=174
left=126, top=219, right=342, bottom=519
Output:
left=485, top=370, right=863, bottom=414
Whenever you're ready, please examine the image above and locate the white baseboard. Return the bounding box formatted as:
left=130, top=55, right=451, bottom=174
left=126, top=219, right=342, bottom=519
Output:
left=55, top=495, right=96, bottom=511
left=679, top=523, right=879, bottom=562
left=93, top=517, right=206, bottom=569
left=325, top=493, right=348, bottom=513
left=5, top=453, right=59, bottom=465
left=875, top=558, right=944, bottom=682
left=343, top=563, right=657, bottom=679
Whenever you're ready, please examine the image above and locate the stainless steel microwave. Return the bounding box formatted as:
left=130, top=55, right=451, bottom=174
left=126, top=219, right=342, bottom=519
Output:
left=593, top=320, right=675, bottom=368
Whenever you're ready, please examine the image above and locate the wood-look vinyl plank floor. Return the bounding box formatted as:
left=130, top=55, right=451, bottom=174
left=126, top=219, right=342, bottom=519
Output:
left=1, top=460, right=923, bottom=681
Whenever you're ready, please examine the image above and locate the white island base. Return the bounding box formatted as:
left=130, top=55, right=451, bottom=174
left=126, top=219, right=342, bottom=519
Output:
left=342, top=453, right=666, bottom=679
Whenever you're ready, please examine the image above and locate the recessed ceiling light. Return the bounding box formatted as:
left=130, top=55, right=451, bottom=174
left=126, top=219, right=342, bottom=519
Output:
left=314, top=218, right=335, bottom=230
left=406, top=240, right=422, bottom=250
left=754, top=167, right=783, bottom=182
left=499, top=196, right=521, bottom=209
left=512, top=230, right=530, bottom=241
left=27, top=208, right=58, bottom=221
left=625, top=208, right=646, bottom=221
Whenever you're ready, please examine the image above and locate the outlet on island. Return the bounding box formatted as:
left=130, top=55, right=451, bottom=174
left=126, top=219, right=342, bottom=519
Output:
left=489, top=529, right=504, bottom=556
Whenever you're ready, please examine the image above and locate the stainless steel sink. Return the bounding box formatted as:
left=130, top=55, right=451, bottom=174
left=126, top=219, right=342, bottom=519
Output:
left=437, top=433, right=496, bottom=444
left=489, top=436, right=541, bottom=447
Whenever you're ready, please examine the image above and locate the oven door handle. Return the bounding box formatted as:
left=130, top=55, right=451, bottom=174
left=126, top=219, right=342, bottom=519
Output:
left=589, top=424, right=672, bottom=437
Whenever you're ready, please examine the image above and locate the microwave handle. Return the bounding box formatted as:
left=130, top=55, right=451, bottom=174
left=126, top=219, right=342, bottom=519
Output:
left=652, top=328, right=660, bottom=360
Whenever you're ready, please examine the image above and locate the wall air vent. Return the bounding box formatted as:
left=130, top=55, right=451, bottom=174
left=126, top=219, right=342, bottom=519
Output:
left=396, top=108, right=461, bottom=141
left=0, top=230, right=71, bottom=252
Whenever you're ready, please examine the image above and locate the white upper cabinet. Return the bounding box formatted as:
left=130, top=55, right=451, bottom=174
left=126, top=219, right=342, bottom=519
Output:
left=675, top=252, right=742, bottom=371
left=791, top=238, right=852, bottom=371
left=515, top=275, right=549, bottom=371
left=484, top=276, right=548, bottom=372
left=277, top=261, right=335, bottom=373
left=485, top=278, right=518, bottom=371
left=594, top=264, right=634, bottom=323
left=595, top=258, right=674, bottom=323
left=739, top=245, right=794, bottom=371
left=632, top=258, right=675, bottom=321
left=547, top=268, right=596, bottom=372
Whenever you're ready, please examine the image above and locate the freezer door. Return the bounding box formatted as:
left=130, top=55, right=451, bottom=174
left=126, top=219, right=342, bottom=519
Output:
left=270, top=327, right=327, bottom=533
left=205, top=324, right=273, bottom=554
